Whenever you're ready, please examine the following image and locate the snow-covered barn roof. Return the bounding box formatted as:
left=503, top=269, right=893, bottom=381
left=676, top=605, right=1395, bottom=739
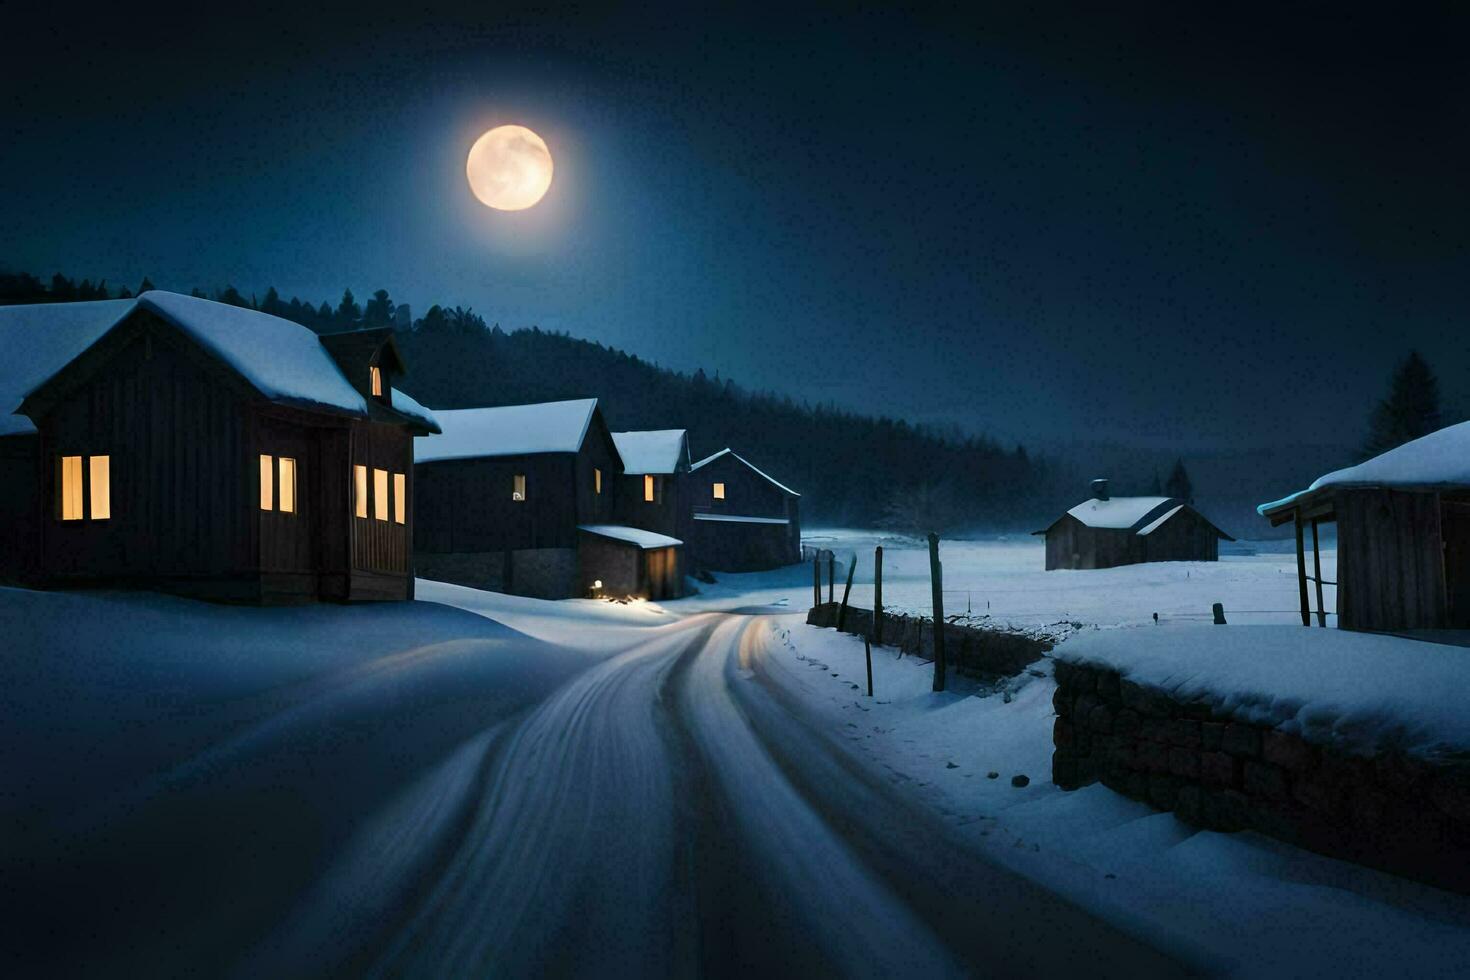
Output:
left=690, top=448, right=800, bottom=496
left=1036, top=495, right=1232, bottom=539
left=388, top=387, right=440, bottom=433
left=692, top=513, right=790, bottom=525
left=3, top=291, right=444, bottom=434
left=415, top=398, right=599, bottom=462
left=577, top=524, right=683, bottom=549
left=1259, top=420, right=1470, bottom=518
left=611, top=429, right=689, bottom=474
left=0, top=299, right=134, bottom=436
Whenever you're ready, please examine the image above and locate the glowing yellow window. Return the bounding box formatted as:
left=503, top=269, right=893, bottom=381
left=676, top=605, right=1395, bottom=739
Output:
left=513, top=474, right=526, bottom=501
left=59, top=455, right=84, bottom=521
left=259, top=454, right=274, bottom=510
left=393, top=472, right=406, bottom=524
left=644, top=474, right=655, bottom=502
left=594, top=468, right=602, bottom=494
left=354, top=464, right=368, bottom=518
left=370, top=365, right=383, bottom=397
left=374, top=468, right=389, bottom=521
left=713, top=482, right=725, bottom=500
left=278, top=457, right=297, bottom=514
left=89, top=455, right=111, bottom=520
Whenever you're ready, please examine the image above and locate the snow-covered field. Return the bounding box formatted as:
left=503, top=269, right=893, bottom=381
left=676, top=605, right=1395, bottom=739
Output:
left=692, top=528, right=1335, bottom=630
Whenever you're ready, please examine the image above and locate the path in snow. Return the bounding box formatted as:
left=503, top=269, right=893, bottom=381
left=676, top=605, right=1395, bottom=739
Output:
left=251, top=611, right=1191, bottom=977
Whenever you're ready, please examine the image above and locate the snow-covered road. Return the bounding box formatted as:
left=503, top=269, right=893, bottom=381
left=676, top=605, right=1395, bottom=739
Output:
left=253, top=610, right=1189, bottom=977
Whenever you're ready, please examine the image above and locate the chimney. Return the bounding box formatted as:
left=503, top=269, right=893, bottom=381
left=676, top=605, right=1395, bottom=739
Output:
left=1091, top=478, right=1110, bottom=501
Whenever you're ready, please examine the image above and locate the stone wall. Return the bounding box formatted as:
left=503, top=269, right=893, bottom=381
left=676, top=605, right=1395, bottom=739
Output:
left=806, top=602, right=1049, bottom=680
left=1052, top=659, right=1470, bottom=894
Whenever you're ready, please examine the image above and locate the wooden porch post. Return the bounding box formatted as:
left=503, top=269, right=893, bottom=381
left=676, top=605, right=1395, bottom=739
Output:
left=1294, top=511, right=1310, bottom=627
left=1311, top=518, right=1327, bottom=627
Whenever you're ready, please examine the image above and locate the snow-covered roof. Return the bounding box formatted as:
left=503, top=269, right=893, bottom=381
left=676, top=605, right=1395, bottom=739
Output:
left=690, top=448, right=800, bottom=496
left=1259, top=420, right=1470, bottom=516
left=692, top=513, right=790, bottom=525
left=1066, top=496, right=1176, bottom=531
left=389, top=387, right=439, bottom=432
left=577, top=524, right=683, bottom=549
left=0, top=299, right=135, bottom=436
left=1136, top=504, right=1184, bottom=536
left=415, top=399, right=598, bottom=462
left=611, top=429, right=688, bottom=475
left=136, top=291, right=367, bottom=416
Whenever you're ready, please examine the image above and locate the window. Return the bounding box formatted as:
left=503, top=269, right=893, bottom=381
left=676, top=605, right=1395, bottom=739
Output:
left=59, top=455, right=110, bottom=520
left=594, top=467, right=602, bottom=494
left=393, top=472, right=406, bottom=524
left=60, top=456, right=84, bottom=520
left=644, top=474, right=655, bottom=503
left=260, top=455, right=274, bottom=510
left=89, top=456, right=111, bottom=520
left=370, top=364, right=383, bottom=397
left=513, top=474, right=526, bottom=501
left=354, top=464, right=368, bottom=518
left=374, top=468, right=389, bottom=521
left=278, top=457, right=297, bottom=513
left=713, top=482, right=725, bottom=500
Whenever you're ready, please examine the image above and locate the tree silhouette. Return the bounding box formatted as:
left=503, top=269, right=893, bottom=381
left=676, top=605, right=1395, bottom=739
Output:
left=1362, top=351, right=1441, bottom=458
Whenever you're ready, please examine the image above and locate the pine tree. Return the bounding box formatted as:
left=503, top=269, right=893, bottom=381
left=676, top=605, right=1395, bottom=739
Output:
left=1165, top=459, right=1193, bottom=503
left=362, top=289, right=394, bottom=327
left=1149, top=470, right=1163, bottom=495
left=260, top=286, right=285, bottom=318
left=335, top=289, right=361, bottom=325
left=137, top=276, right=156, bottom=294
left=1362, top=351, right=1442, bottom=458
left=217, top=286, right=249, bottom=308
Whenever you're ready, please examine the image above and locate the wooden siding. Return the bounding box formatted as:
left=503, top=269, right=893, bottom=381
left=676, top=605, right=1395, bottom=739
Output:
left=415, top=453, right=580, bottom=553
left=0, top=434, right=41, bottom=583
left=683, top=452, right=801, bottom=571
left=1045, top=508, right=1220, bottom=570
left=349, top=420, right=413, bottom=581
left=1335, top=488, right=1446, bottom=631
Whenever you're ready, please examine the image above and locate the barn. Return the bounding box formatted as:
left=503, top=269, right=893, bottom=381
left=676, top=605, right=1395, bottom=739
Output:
left=1035, top=479, right=1232, bottom=570
left=0, top=291, right=439, bottom=602
left=611, top=428, right=690, bottom=539
left=413, top=399, right=686, bottom=599
left=684, top=448, right=801, bottom=571
left=1259, top=422, right=1470, bottom=631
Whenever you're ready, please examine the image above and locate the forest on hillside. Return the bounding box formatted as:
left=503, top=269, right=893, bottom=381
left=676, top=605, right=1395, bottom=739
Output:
left=0, top=271, right=1046, bottom=530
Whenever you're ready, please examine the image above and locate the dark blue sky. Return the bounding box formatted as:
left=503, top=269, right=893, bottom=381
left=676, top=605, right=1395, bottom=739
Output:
left=4, top=4, right=1467, bottom=449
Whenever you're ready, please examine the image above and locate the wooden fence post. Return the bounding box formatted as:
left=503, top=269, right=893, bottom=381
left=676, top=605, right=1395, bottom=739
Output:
left=827, top=551, right=835, bottom=604
left=1294, top=512, right=1310, bottom=627
left=864, top=635, right=874, bottom=697
left=813, top=557, right=821, bottom=610
left=1311, top=518, right=1326, bottom=627
left=928, top=532, right=946, bottom=692
left=836, top=557, right=856, bottom=632
left=873, top=545, right=884, bottom=646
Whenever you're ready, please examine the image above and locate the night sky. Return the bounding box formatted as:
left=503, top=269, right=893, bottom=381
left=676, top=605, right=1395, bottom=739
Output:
left=4, top=4, right=1467, bottom=451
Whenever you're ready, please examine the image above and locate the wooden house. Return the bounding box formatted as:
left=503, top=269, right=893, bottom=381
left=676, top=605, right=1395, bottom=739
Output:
left=684, top=448, right=801, bottom=571
left=413, top=399, right=686, bottom=599
left=1035, top=479, right=1232, bottom=570
left=1259, top=422, right=1470, bottom=631
left=611, top=428, right=691, bottom=539
left=0, top=291, right=439, bottom=602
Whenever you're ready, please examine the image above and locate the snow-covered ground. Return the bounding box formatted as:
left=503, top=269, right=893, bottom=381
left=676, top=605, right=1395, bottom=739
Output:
left=688, top=528, right=1335, bottom=629
left=770, top=621, right=1470, bottom=978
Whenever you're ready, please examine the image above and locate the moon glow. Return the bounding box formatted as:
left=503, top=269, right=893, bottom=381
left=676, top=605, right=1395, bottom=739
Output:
left=466, top=125, right=554, bottom=211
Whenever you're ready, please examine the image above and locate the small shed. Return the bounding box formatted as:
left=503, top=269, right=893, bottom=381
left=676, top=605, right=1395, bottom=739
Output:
left=1035, top=479, right=1232, bottom=570
left=577, top=525, right=683, bottom=600
left=685, top=448, right=801, bottom=571
left=1259, top=422, right=1470, bottom=631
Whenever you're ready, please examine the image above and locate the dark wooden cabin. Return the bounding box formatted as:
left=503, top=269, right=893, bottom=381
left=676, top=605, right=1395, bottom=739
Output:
left=611, top=429, right=690, bottom=539
left=1259, top=422, right=1470, bottom=631
left=1035, top=479, right=1232, bottom=570
left=413, top=399, right=686, bottom=599
left=684, top=448, right=801, bottom=571
left=0, top=291, right=439, bottom=602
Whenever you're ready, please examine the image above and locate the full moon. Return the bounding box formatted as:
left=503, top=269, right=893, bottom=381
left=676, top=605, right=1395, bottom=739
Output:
left=466, top=125, right=554, bottom=211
